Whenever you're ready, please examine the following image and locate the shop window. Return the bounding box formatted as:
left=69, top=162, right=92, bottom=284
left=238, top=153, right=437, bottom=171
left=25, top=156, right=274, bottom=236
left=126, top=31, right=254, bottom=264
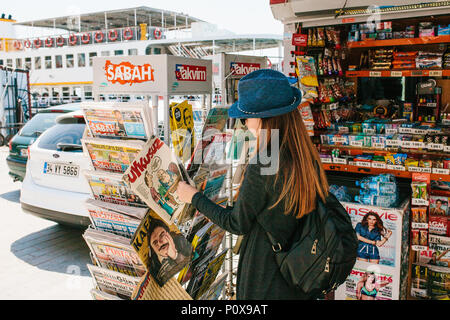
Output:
left=35, top=57, right=41, bottom=70
left=66, top=54, right=74, bottom=68
left=89, top=52, right=97, bottom=66
left=101, top=51, right=110, bottom=56
left=128, top=48, right=138, bottom=56
left=114, top=50, right=124, bottom=56
left=25, top=58, right=31, bottom=70
left=6, top=59, right=13, bottom=68
left=84, top=86, right=93, bottom=99
left=0, top=59, right=3, bottom=66
left=78, top=53, right=86, bottom=67
left=45, top=56, right=52, bottom=69
left=55, top=55, right=63, bottom=69
left=15, top=58, right=23, bottom=69
left=153, top=47, right=161, bottom=55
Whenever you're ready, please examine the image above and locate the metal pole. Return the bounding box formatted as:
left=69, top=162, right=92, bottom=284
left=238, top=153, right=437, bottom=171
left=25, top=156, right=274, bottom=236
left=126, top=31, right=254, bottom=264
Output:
left=163, top=95, right=170, bottom=145
left=151, top=94, right=159, bottom=136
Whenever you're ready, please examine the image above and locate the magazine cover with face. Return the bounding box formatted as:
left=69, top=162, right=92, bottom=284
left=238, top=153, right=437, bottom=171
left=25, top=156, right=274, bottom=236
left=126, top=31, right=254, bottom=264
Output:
left=82, top=137, right=145, bottom=174
left=131, top=210, right=193, bottom=287
left=123, top=137, right=190, bottom=225
left=84, top=170, right=147, bottom=208
left=81, top=101, right=153, bottom=140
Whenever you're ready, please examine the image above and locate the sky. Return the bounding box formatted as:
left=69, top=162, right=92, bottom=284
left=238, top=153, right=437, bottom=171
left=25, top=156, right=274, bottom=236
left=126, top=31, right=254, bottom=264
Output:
left=2, top=0, right=284, bottom=35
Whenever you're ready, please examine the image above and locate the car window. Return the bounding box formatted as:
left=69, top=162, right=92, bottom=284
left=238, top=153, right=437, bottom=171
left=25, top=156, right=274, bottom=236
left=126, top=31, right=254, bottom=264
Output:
left=19, top=112, right=62, bottom=137
left=38, top=123, right=85, bottom=151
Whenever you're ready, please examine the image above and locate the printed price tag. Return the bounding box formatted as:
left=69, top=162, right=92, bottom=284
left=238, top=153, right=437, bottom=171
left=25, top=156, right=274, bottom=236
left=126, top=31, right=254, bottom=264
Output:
left=386, top=139, right=400, bottom=147
left=332, top=158, right=347, bottom=165
left=429, top=70, right=442, bottom=77
left=372, top=142, right=384, bottom=149
left=444, top=146, right=450, bottom=152
left=363, top=128, right=375, bottom=135
left=333, top=137, right=348, bottom=144
left=387, top=165, right=406, bottom=171
left=372, top=162, right=386, bottom=169
left=408, top=167, right=432, bottom=173
left=411, top=129, right=427, bottom=135
left=355, top=161, right=371, bottom=168
left=401, top=141, right=425, bottom=149
left=427, top=143, right=444, bottom=151
left=411, top=70, right=424, bottom=77
left=390, top=71, right=403, bottom=77
left=338, top=126, right=349, bottom=134
left=350, top=141, right=363, bottom=147
left=321, top=158, right=332, bottom=164
left=385, top=129, right=398, bottom=135
left=412, top=223, right=429, bottom=229
left=412, top=245, right=428, bottom=252
left=369, top=71, right=382, bottom=77
left=399, top=127, right=413, bottom=134
left=432, top=168, right=450, bottom=175
left=412, top=198, right=429, bottom=206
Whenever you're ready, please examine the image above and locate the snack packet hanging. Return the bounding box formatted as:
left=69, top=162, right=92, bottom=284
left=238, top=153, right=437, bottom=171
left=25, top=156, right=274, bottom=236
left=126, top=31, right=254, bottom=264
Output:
left=296, top=56, right=319, bottom=100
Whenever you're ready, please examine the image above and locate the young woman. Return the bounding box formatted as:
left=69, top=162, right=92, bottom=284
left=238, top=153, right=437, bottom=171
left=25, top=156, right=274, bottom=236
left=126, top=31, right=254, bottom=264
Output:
left=355, top=211, right=392, bottom=265
left=355, top=272, right=390, bottom=300
left=176, top=69, right=329, bottom=300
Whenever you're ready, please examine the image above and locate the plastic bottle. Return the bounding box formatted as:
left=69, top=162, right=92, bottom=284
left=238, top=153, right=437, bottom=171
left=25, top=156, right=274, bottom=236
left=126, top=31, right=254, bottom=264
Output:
left=354, top=194, right=397, bottom=207
left=359, top=181, right=397, bottom=194
left=355, top=174, right=395, bottom=187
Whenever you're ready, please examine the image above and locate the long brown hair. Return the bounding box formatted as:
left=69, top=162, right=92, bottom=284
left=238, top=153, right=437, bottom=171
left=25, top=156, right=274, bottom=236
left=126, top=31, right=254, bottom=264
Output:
left=361, top=212, right=386, bottom=235
left=259, top=109, right=329, bottom=219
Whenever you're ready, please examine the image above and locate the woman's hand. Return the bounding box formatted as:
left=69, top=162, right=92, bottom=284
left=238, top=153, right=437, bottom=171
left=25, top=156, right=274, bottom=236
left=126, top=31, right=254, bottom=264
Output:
left=176, top=181, right=199, bottom=204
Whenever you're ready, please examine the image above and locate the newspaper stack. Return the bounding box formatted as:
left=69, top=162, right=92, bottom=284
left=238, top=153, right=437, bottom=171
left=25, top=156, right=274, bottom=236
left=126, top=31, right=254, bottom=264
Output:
left=81, top=102, right=231, bottom=300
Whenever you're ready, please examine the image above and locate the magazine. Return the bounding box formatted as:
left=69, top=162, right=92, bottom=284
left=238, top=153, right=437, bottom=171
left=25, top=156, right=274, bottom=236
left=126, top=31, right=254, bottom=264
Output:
left=84, top=170, right=147, bottom=208
left=123, top=137, right=190, bottom=225
left=169, top=100, right=196, bottom=163
left=186, top=107, right=229, bottom=179
left=186, top=249, right=228, bottom=299
left=198, top=272, right=227, bottom=300
left=132, top=271, right=192, bottom=300
left=131, top=209, right=193, bottom=287
left=86, top=199, right=144, bottom=239
left=87, top=264, right=141, bottom=300
left=83, top=227, right=146, bottom=277
left=82, top=137, right=145, bottom=174
left=90, top=288, right=123, bottom=300
left=81, top=101, right=153, bottom=140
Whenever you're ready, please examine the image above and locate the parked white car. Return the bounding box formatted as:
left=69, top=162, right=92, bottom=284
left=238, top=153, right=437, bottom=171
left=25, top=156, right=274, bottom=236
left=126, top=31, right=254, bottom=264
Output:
left=20, top=110, right=92, bottom=227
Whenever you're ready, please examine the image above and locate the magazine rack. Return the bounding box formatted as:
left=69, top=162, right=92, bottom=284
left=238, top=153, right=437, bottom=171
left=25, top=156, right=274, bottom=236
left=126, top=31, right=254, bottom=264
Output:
left=91, top=54, right=213, bottom=145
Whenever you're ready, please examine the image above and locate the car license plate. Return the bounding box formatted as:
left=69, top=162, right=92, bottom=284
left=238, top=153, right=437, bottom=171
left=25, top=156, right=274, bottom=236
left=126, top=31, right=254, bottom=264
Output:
left=43, top=162, right=80, bottom=177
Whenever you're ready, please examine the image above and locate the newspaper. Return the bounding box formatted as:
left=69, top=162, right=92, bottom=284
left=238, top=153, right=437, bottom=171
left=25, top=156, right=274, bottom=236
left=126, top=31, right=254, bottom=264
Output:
left=132, top=271, right=192, bottom=300
left=131, top=209, right=193, bottom=287
left=84, top=170, right=147, bottom=208
left=86, top=198, right=148, bottom=220
left=87, top=264, right=141, bottom=300
left=81, top=101, right=153, bottom=140
left=82, top=137, right=145, bottom=174
left=123, top=137, right=190, bottom=225
left=198, top=272, right=227, bottom=300
left=86, top=199, right=144, bottom=239
left=90, top=288, right=123, bottom=300
left=83, top=227, right=146, bottom=277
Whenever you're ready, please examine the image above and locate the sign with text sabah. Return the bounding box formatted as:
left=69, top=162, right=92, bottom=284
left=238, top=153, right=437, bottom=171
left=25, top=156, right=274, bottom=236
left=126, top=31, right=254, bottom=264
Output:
left=93, top=55, right=212, bottom=95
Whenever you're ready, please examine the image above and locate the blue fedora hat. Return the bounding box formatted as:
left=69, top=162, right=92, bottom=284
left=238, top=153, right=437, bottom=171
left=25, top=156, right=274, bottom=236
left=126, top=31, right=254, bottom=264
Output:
left=228, top=69, right=302, bottom=119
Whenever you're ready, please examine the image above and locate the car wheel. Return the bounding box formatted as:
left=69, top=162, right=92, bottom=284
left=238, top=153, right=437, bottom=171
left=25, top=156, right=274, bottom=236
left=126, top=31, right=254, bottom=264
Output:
left=0, top=134, right=5, bottom=146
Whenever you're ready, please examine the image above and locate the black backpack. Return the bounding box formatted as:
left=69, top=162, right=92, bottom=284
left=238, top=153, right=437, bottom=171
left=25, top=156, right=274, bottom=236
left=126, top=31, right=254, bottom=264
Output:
left=263, top=192, right=358, bottom=299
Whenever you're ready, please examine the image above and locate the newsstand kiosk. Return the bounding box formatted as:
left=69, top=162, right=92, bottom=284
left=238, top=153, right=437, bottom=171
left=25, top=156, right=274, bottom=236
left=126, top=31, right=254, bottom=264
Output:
left=270, top=1, right=450, bottom=300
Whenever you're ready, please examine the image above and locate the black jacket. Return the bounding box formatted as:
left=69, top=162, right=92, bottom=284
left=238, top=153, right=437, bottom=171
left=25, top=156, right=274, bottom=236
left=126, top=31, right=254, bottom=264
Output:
left=192, top=158, right=308, bottom=300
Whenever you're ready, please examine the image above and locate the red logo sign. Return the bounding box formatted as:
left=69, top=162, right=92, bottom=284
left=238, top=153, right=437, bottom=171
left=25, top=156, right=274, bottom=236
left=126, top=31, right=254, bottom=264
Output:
left=230, top=62, right=261, bottom=77
left=175, top=64, right=207, bottom=81
left=105, top=60, right=155, bottom=86
left=292, top=34, right=308, bottom=47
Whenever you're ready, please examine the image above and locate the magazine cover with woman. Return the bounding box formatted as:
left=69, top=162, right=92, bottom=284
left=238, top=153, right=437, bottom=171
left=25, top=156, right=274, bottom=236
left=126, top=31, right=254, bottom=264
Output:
left=82, top=138, right=145, bottom=174
left=81, top=101, right=153, bottom=140
left=123, top=137, right=191, bottom=225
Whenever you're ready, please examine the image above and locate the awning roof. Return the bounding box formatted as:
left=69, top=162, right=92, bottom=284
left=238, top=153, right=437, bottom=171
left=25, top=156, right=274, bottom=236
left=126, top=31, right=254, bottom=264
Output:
left=15, top=6, right=204, bottom=32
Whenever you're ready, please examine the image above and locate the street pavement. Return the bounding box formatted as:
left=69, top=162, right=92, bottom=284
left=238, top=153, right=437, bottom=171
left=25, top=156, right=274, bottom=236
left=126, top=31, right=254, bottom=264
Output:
left=0, top=147, right=93, bottom=300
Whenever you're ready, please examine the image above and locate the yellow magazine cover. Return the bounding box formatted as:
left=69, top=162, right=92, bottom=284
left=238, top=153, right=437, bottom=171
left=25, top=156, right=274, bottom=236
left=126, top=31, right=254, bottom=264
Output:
left=169, top=100, right=195, bottom=163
